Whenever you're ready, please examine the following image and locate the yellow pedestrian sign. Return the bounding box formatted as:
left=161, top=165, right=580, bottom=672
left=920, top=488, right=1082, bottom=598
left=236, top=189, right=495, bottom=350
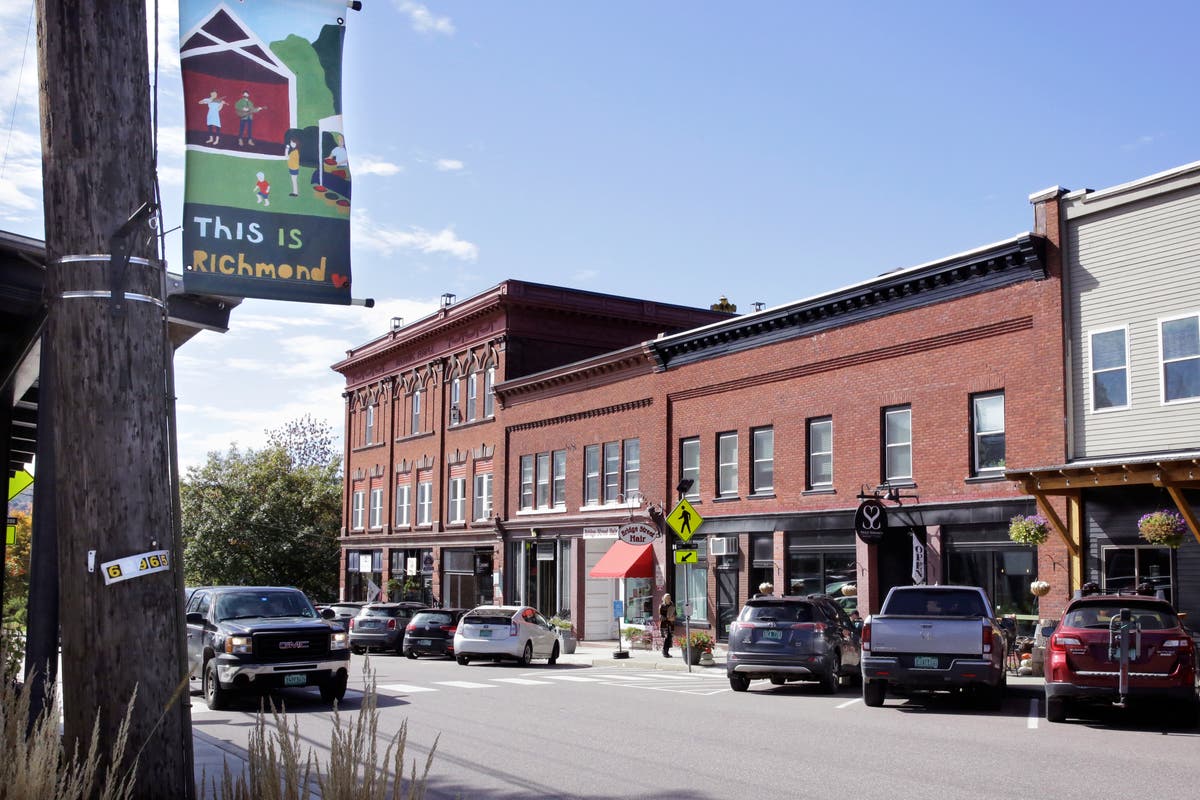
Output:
left=666, top=498, right=703, bottom=542
left=674, top=548, right=698, bottom=564
left=7, top=469, right=32, bottom=545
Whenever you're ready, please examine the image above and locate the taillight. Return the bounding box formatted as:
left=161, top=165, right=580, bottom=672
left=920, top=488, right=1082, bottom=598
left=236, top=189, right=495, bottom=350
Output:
left=387, top=619, right=397, bottom=630
left=1050, top=634, right=1081, bottom=651
left=406, top=623, right=417, bottom=632
left=861, top=622, right=871, bottom=652
left=729, top=622, right=742, bottom=636
left=509, top=624, right=519, bottom=636
left=789, top=622, right=826, bottom=633
left=440, top=626, right=456, bottom=634
left=982, top=625, right=993, bottom=655
left=348, top=618, right=355, bottom=630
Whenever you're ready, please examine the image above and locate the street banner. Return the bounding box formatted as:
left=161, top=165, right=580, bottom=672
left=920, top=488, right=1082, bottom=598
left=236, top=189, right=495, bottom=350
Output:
left=179, top=0, right=354, bottom=304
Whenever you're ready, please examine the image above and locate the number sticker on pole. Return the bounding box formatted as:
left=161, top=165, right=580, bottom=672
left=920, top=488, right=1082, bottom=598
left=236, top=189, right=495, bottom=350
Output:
left=99, top=550, right=171, bottom=586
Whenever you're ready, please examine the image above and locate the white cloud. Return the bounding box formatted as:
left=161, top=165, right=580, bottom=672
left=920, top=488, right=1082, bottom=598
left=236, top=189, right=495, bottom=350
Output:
left=354, top=157, right=404, bottom=176
left=353, top=210, right=479, bottom=261
left=395, top=1, right=455, bottom=36
left=1121, top=134, right=1163, bottom=151
left=436, top=158, right=464, bottom=172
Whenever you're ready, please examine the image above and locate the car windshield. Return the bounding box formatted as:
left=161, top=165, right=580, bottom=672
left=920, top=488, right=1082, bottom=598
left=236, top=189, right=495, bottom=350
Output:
left=741, top=603, right=814, bottom=623
left=216, top=591, right=316, bottom=620
left=885, top=589, right=988, bottom=617
left=412, top=612, right=454, bottom=626
left=362, top=606, right=414, bottom=619
left=1063, top=603, right=1177, bottom=630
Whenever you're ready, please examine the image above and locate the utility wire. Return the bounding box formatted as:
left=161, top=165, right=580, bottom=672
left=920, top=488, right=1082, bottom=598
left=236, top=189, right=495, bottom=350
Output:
left=0, top=1, right=36, bottom=185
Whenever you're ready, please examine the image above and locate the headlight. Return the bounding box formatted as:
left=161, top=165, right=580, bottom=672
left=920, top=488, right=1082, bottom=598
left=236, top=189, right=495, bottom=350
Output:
left=331, top=631, right=349, bottom=651
left=225, top=636, right=252, bottom=655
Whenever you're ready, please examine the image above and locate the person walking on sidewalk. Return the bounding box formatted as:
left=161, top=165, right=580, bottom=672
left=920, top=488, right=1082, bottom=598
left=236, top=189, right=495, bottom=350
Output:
left=659, top=593, right=677, bottom=657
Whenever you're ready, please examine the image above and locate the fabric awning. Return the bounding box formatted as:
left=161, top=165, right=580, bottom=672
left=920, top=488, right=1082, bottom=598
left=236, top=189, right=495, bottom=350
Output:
left=588, top=540, right=654, bottom=579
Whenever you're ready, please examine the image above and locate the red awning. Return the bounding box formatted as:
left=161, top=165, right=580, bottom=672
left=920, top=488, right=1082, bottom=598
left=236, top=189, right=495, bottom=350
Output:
left=588, top=540, right=654, bottom=579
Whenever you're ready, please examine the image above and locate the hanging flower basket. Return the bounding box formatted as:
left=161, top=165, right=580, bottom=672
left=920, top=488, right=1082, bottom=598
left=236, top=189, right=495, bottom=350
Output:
left=1137, top=509, right=1186, bottom=548
left=1029, top=580, right=1051, bottom=597
left=1009, top=514, right=1049, bottom=545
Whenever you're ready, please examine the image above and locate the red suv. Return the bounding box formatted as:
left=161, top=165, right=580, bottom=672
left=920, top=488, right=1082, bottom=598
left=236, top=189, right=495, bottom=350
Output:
left=1045, top=590, right=1199, bottom=725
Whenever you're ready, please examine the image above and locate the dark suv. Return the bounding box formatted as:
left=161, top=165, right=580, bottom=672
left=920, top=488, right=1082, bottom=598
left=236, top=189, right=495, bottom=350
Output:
left=726, top=594, right=861, bottom=693
left=185, top=586, right=351, bottom=709
left=1045, top=590, right=1199, bottom=725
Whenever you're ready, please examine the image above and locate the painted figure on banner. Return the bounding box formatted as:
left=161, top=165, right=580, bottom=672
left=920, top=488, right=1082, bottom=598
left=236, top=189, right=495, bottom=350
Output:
left=180, top=0, right=355, bottom=305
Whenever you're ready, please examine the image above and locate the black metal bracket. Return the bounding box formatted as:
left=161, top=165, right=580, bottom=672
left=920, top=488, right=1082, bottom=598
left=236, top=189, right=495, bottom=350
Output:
left=856, top=481, right=919, bottom=505
left=108, top=202, right=157, bottom=315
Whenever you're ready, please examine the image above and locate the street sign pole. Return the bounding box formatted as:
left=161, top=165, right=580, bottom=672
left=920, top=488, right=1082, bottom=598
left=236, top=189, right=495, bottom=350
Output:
left=684, top=556, right=692, bottom=674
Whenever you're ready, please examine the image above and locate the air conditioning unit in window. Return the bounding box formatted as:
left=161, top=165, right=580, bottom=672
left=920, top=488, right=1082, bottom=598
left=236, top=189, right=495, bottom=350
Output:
left=708, top=537, right=736, bottom=557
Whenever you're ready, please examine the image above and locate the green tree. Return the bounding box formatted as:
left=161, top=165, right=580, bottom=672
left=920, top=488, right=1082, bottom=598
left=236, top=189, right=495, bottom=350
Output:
left=181, top=416, right=342, bottom=600
left=3, top=510, right=31, bottom=623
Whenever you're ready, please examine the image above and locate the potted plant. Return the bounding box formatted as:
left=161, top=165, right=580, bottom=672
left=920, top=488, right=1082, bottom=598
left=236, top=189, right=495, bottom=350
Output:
left=675, top=629, right=715, bottom=665
left=1029, top=580, right=1051, bottom=597
left=550, top=615, right=577, bottom=654
left=622, top=626, right=652, bottom=650
left=1138, top=509, right=1186, bottom=548
left=1009, top=513, right=1049, bottom=545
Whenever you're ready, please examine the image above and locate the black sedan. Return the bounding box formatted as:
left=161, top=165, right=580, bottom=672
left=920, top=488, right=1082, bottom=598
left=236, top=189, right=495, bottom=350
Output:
left=726, top=594, right=861, bottom=693
left=349, top=603, right=424, bottom=655
left=402, top=608, right=468, bottom=659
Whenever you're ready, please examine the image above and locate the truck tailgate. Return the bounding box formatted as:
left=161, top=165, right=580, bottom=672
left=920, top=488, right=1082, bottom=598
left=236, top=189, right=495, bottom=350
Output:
left=870, top=616, right=983, bottom=655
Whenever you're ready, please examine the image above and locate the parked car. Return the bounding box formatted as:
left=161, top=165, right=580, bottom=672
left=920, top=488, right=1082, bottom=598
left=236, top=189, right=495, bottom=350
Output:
left=349, top=603, right=425, bottom=655
left=403, top=608, right=467, bottom=659
left=453, top=605, right=560, bottom=666
left=861, top=584, right=1008, bottom=709
left=316, top=602, right=365, bottom=628
left=185, top=586, right=350, bottom=709
left=1045, top=590, right=1199, bottom=725
left=726, top=594, right=861, bottom=693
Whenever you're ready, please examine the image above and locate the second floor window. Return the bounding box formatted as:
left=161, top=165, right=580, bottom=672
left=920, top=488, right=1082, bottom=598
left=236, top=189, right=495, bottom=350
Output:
left=484, top=367, right=496, bottom=417
left=972, top=392, right=1006, bottom=474
left=536, top=452, right=551, bottom=508
left=884, top=406, right=912, bottom=482
left=623, top=438, right=640, bottom=496
left=520, top=455, right=535, bottom=510
left=751, top=427, right=773, bottom=494
left=604, top=442, right=620, bottom=503
left=448, top=476, right=466, bottom=523
left=807, top=418, right=832, bottom=488
left=718, top=432, right=738, bottom=497
left=450, top=378, right=462, bottom=425
left=417, top=480, right=432, bottom=525
left=1090, top=327, right=1129, bottom=411
left=584, top=445, right=601, bottom=505
left=369, top=487, right=383, bottom=528
left=351, top=490, right=365, bottom=530
left=365, top=405, right=375, bottom=445
left=680, top=437, right=700, bottom=498
left=395, top=483, right=411, bottom=527
left=552, top=450, right=567, bottom=506
left=410, top=388, right=421, bottom=435
left=467, top=371, right=478, bottom=421
left=1162, top=314, right=1200, bottom=403
left=474, top=473, right=493, bottom=521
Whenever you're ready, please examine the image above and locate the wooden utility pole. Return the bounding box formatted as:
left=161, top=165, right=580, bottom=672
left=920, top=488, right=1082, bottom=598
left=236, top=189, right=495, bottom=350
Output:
left=36, top=0, right=194, bottom=795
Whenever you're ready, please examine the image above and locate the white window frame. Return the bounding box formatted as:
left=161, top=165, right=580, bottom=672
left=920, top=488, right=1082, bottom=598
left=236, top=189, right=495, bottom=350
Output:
left=552, top=450, right=567, bottom=507
left=751, top=426, right=773, bottom=494
left=623, top=438, right=640, bottom=496
left=1159, top=312, right=1200, bottom=405
left=448, top=476, right=466, bottom=523
left=351, top=490, right=365, bottom=530
left=474, top=473, right=493, bottom=521
left=884, top=406, right=912, bottom=482
left=395, top=483, right=411, bottom=528
left=1088, top=325, right=1130, bottom=413
left=467, top=371, right=478, bottom=421
left=369, top=486, right=383, bottom=528
left=450, top=378, right=461, bottom=425
left=584, top=445, right=600, bottom=505
left=807, top=418, right=832, bottom=489
left=718, top=431, right=738, bottom=497
left=484, top=366, right=496, bottom=418
left=536, top=452, right=551, bottom=509
left=365, top=404, right=375, bottom=445
left=604, top=441, right=620, bottom=503
left=410, top=388, right=421, bottom=435
left=681, top=437, right=700, bottom=499
left=971, top=391, right=1005, bottom=474
left=417, top=481, right=433, bottom=525
left=520, top=455, right=535, bottom=510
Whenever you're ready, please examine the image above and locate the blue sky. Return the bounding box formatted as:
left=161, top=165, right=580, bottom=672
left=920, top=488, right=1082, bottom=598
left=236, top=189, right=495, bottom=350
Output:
left=2, top=1, right=1198, bottom=471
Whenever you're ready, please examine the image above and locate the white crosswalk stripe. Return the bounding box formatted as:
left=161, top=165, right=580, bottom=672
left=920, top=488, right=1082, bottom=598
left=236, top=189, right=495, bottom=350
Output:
left=491, top=678, right=553, bottom=686
left=434, top=681, right=496, bottom=689
left=541, top=675, right=603, bottom=682
left=379, top=683, right=438, bottom=693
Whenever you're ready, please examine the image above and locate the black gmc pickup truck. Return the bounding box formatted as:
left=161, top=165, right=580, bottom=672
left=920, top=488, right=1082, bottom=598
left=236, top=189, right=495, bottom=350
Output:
left=185, top=586, right=351, bottom=709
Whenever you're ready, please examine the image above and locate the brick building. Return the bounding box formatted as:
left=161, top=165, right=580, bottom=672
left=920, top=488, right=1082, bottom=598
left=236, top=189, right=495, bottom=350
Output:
left=330, top=281, right=730, bottom=609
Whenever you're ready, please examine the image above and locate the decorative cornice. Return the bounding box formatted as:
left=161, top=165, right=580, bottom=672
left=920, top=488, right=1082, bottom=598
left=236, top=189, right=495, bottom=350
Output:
left=506, top=397, right=653, bottom=433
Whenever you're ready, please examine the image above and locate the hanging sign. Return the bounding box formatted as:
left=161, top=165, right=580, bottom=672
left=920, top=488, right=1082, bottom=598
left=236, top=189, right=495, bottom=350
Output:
left=911, top=531, right=926, bottom=584
left=179, top=0, right=355, bottom=304
left=854, top=499, right=888, bottom=544
left=618, top=522, right=659, bottom=545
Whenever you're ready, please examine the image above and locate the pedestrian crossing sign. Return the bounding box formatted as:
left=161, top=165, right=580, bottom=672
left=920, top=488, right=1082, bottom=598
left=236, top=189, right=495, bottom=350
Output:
left=666, top=498, right=703, bottom=542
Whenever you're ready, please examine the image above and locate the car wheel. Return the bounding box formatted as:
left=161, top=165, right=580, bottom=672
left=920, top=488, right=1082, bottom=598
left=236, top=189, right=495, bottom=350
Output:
left=1045, top=695, right=1067, bottom=723
left=351, top=645, right=365, bottom=656
left=548, top=642, right=560, bottom=666
left=204, top=660, right=231, bottom=711
left=769, top=676, right=786, bottom=686
left=456, top=655, right=470, bottom=666
left=319, top=673, right=347, bottom=704
left=729, top=674, right=750, bottom=692
left=862, top=678, right=886, bottom=707
left=405, top=649, right=418, bottom=660
left=519, top=642, right=533, bottom=667
left=821, top=655, right=841, bottom=694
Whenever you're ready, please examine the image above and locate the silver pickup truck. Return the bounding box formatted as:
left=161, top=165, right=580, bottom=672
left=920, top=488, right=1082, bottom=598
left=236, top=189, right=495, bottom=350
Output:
left=861, top=585, right=1008, bottom=708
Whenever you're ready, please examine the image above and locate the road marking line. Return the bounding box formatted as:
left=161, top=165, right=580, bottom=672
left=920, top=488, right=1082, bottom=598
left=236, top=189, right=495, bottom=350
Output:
left=836, top=697, right=862, bottom=709
left=1027, top=698, right=1039, bottom=729
left=379, top=683, right=438, bottom=693
left=595, top=674, right=652, bottom=681
left=492, top=678, right=553, bottom=685
left=435, top=681, right=497, bottom=689
left=635, top=673, right=704, bottom=681
left=541, top=675, right=603, bottom=682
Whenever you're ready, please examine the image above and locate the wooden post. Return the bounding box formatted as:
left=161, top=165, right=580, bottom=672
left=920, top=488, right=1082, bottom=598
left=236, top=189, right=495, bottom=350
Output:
left=36, top=0, right=194, bottom=794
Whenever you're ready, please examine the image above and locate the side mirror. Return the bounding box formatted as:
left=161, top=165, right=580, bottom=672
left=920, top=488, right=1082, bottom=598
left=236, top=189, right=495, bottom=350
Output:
left=321, top=608, right=335, bottom=620
left=186, top=612, right=205, bottom=625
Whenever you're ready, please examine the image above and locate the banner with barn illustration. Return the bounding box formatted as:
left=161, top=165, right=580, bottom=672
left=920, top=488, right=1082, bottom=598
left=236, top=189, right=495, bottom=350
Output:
left=179, top=0, right=354, bottom=304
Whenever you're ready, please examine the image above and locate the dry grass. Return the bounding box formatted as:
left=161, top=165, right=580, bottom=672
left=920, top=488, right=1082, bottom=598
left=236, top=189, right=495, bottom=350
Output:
left=0, top=662, right=139, bottom=800
left=203, top=665, right=439, bottom=800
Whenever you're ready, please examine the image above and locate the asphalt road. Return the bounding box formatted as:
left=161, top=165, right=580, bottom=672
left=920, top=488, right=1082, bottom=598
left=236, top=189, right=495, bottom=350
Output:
left=191, top=653, right=1200, bottom=799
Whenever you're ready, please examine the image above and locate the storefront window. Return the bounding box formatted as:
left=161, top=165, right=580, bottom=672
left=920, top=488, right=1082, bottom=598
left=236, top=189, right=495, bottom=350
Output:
left=345, top=549, right=382, bottom=602
left=625, top=578, right=654, bottom=625
left=675, top=555, right=708, bottom=623
left=946, top=547, right=1036, bottom=615
left=786, top=551, right=855, bottom=596
left=1102, top=546, right=1173, bottom=604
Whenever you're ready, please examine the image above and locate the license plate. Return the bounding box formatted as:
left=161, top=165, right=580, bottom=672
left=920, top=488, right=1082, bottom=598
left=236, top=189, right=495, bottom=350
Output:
left=418, top=639, right=432, bottom=646
left=284, top=674, right=308, bottom=687
left=763, top=629, right=783, bottom=641
left=913, top=656, right=939, bottom=669
left=479, top=629, right=492, bottom=638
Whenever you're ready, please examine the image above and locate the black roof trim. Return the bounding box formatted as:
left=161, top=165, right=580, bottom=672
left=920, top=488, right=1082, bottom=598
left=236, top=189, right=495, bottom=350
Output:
left=650, top=234, right=1046, bottom=369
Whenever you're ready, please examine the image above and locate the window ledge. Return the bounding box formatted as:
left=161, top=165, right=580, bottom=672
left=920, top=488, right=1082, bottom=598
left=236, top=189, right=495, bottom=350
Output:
left=964, top=474, right=1007, bottom=484
left=444, top=522, right=467, bottom=530
left=397, top=431, right=435, bottom=443
left=576, top=501, right=641, bottom=513
left=516, top=507, right=568, bottom=516
left=748, top=492, right=776, bottom=501
left=351, top=442, right=387, bottom=453
left=447, top=416, right=495, bottom=431
left=712, top=496, right=740, bottom=503
left=802, top=487, right=836, bottom=496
